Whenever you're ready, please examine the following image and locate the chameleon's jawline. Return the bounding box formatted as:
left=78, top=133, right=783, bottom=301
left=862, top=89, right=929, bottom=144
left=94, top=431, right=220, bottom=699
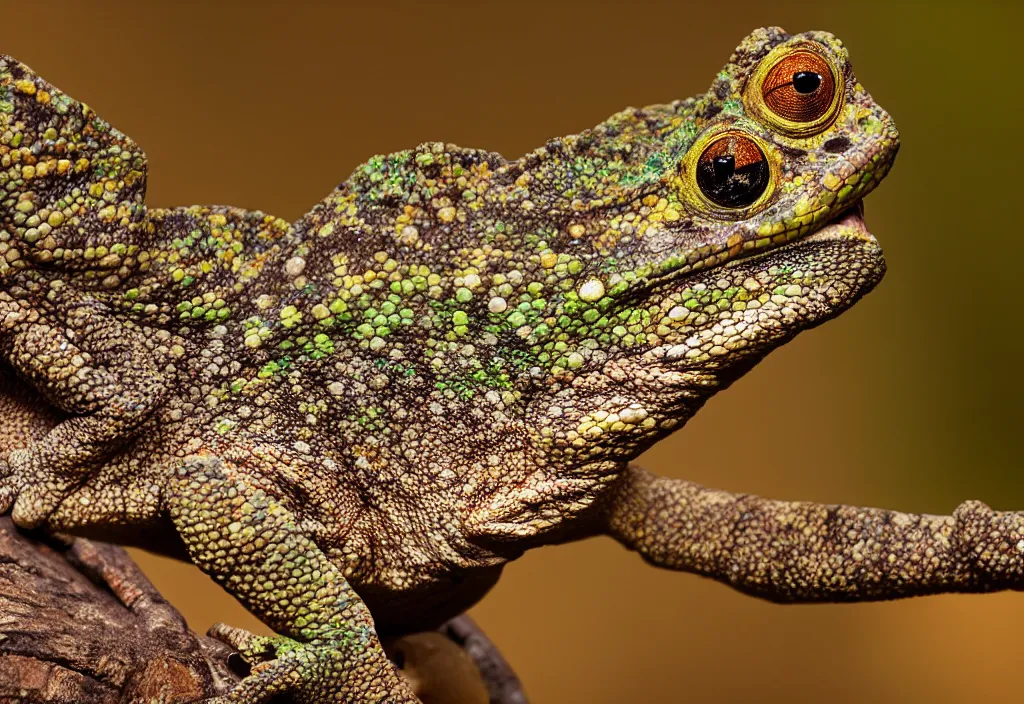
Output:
left=805, top=200, right=875, bottom=244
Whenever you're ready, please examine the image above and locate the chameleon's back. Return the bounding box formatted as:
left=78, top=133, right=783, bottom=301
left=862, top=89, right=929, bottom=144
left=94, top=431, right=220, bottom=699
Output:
left=0, top=56, right=305, bottom=325
left=0, top=55, right=149, bottom=279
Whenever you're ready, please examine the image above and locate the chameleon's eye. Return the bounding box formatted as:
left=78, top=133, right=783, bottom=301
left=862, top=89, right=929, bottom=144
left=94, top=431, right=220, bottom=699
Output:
left=745, top=43, right=844, bottom=137
left=761, top=51, right=835, bottom=123
left=696, top=133, right=769, bottom=208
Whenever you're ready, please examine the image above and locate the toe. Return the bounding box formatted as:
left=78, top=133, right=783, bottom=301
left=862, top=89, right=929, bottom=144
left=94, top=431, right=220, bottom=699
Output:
left=209, top=622, right=261, bottom=650
left=11, top=483, right=54, bottom=529
left=0, top=456, right=17, bottom=515
left=208, top=622, right=285, bottom=662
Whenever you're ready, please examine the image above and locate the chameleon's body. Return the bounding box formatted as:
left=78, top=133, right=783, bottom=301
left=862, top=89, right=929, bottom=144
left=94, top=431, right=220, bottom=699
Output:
left=1, top=27, right=1022, bottom=702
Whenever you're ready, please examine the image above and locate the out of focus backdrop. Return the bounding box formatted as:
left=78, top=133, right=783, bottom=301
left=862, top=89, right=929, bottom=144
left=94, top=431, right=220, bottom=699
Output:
left=4, top=1, right=1023, bottom=702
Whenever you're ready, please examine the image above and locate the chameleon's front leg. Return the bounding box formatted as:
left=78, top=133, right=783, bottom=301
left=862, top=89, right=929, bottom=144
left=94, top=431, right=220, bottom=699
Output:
left=603, top=464, right=1024, bottom=601
left=168, top=455, right=419, bottom=704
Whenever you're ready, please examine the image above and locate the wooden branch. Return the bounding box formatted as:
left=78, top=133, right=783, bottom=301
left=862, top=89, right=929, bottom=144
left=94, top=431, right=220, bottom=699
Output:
left=0, top=517, right=527, bottom=704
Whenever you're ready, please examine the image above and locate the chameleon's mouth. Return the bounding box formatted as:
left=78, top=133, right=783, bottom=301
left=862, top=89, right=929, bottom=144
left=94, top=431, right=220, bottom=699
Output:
left=623, top=198, right=882, bottom=311
left=718, top=197, right=880, bottom=277
left=804, top=200, right=874, bottom=245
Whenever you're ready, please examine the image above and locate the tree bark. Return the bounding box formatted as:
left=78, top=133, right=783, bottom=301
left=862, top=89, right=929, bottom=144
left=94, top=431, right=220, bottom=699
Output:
left=0, top=517, right=526, bottom=704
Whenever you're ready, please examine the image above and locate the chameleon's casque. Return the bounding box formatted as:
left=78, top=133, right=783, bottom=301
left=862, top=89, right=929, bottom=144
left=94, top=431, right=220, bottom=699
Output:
left=0, top=26, right=1021, bottom=704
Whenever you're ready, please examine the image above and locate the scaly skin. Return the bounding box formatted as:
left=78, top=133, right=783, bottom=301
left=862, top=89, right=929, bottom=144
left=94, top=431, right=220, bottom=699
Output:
left=0, top=26, right=1022, bottom=702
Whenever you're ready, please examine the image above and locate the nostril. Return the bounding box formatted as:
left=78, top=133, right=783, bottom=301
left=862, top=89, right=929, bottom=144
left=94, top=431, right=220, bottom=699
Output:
left=822, top=137, right=851, bottom=153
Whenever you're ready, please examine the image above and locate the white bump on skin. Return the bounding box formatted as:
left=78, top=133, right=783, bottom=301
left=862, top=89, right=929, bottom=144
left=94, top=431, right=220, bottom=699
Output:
left=285, top=256, right=306, bottom=277
left=578, top=278, right=605, bottom=301
left=488, top=297, right=507, bottom=313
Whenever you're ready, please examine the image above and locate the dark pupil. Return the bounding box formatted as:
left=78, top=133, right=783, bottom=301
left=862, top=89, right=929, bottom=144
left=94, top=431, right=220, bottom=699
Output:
left=792, top=71, right=822, bottom=94
left=712, top=155, right=734, bottom=181
left=697, top=148, right=768, bottom=208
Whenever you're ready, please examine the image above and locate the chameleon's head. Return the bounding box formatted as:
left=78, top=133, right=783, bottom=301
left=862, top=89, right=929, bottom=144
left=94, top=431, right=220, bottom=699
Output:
left=526, top=27, right=898, bottom=468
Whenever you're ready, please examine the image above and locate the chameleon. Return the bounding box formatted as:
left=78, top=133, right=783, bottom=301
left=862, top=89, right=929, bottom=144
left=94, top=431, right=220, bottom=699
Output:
left=0, top=24, right=1023, bottom=703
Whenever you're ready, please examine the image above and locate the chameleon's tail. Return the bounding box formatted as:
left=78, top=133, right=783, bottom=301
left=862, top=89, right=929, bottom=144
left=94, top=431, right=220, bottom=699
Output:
left=0, top=55, right=149, bottom=273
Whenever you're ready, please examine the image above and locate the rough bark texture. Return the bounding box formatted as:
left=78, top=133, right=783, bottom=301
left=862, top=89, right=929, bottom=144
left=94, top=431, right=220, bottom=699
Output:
left=0, top=517, right=526, bottom=704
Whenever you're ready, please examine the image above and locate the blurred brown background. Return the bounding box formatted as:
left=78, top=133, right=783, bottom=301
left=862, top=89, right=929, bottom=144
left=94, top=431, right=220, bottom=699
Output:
left=4, top=1, right=1023, bottom=702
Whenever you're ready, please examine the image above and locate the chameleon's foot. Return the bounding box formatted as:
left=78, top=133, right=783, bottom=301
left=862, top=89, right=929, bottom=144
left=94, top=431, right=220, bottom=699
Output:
left=205, top=622, right=417, bottom=703
left=0, top=456, right=14, bottom=517
left=1, top=448, right=83, bottom=529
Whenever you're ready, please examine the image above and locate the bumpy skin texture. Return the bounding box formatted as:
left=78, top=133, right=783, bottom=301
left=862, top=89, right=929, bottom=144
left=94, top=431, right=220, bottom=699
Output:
left=0, top=26, right=1022, bottom=702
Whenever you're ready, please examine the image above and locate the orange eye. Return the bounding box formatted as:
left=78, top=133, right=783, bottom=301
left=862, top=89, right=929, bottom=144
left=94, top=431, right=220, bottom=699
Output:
left=695, top=133, right=769, bottom=208
left=760, top=51, right=836, bottom=123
